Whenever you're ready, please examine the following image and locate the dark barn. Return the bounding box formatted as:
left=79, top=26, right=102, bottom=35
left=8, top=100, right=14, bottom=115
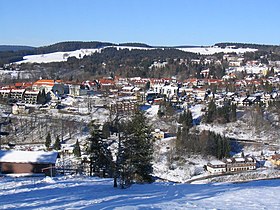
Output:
left=0, top=150, right=58, bottom=176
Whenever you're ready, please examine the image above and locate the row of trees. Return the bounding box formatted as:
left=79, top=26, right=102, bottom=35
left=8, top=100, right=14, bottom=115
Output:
left=176, top=128, right=231, bottom=159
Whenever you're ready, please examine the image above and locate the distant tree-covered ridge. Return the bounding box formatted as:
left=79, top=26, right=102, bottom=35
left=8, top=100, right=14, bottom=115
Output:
left=0, top=45, right=35, bottom=52
left=215, top=42, right=280, bottom=52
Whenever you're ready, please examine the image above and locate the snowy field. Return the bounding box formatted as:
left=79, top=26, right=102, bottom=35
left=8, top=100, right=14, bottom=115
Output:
left=15, top=46, right=257, bottom=64
left=0, top=175, right=279, bottom=209
left=177, top=46, right=257, bottom=55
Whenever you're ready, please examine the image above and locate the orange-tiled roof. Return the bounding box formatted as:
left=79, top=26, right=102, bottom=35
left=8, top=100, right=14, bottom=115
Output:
left=33, top=79, right=62, bottom=86
left=15, top=82, right=24, bottom=87
left=22, top=83, right=33, bottom=88
left=99, top=79, right=115, bottom=85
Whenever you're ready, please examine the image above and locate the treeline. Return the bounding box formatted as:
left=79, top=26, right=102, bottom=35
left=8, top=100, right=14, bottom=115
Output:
left=0, top=50, right=34, bottom=66
left=0, top=45, right=35, bottom=52
left=215, top=42, right=280, bottom=53
left=36, top=41, right=114, bottom=54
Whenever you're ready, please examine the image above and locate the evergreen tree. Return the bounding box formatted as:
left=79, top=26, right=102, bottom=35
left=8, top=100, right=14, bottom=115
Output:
left=222, top=136, right=231, bottom=158
left=37, top=89, right=47, bottom=104
left=119, top=111, right=154, bottom=186
left=53, top=135, right=61, bottom=150
left=73, top=139, right=81, bottom=157
left=205, top=100, right=216, bottom=123
left=145, top=80, right=151, bottom=90
left=165, top=101, right=176, bottom=118
left=230, top=104, right=237, bottom=122
left=157, top=103, right=165, bottom=118
left=102, top=121, right=111, bottom=139
left=87, top=120, right=113, bottom=177
left=45, top=132, right=51, bottom=149
left=184, top=109, right=193, bottom=129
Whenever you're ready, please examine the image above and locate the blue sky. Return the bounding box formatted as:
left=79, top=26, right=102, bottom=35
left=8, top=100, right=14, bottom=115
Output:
left=0, top=0, right=279, bottom=47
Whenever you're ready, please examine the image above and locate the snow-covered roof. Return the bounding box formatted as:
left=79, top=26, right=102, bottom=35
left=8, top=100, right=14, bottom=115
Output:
left=226, top=158, right=232, bottom=163
left=209, top=160, right=226, bottom=165
left=0, top=150, right=58, bottom=164
left=246, top=157, right=253, bottom=161
left=235, top=157, right=245, bottom=162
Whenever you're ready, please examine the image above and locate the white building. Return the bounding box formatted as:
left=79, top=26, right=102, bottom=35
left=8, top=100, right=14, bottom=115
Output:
left=206, top=160, right=227, bottom=173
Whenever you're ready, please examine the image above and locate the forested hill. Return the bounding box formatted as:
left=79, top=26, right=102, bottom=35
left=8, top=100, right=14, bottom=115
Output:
left=36, top=41, right=153, bottom=54
left=0, top=41, right=152, bottom=65
left=215, top=42, right=280, bottom=52
left=0, top=45, right=35, bottom=52
left=35, top=41, right=114, bottom=54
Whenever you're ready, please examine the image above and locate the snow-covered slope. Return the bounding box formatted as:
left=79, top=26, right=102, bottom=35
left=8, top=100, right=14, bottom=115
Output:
left=16, top=45, right=257, bottom=64
left=178, top=46, right=257, bottom=55
left=16, top=46, right=153, bottom=64
left=0, top=175, right=279, bottom=209
left=16, top=49, right=101, bottom=64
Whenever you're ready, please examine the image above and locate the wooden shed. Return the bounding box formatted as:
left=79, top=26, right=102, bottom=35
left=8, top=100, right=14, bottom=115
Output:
left=0, top=150, right=58, bottom=176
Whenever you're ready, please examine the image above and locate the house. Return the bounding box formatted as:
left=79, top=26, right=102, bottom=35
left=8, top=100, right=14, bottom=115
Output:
left=68, top=83, right=88, bottom=96
left=225, top=157, right=256, bottom=172
left=269, top=154, right=280, bottom=167
left=207, top=156, right=256, bottom=174
left=110, top=100, right=138, bottom=114
left=10, top=89, right=25, bottom=101
left=23, top=90, right=40, bottom=104
left=152, top=129, right=165, bottom=140
left=12, top=104, right=30, bottom=115
left=0, top=89, right=10, bottom=99
left=206, top=160, right=227, bottom=173
left=0, top=150, right=58, bottom=176
left=98, top=78, right=115, bottom=90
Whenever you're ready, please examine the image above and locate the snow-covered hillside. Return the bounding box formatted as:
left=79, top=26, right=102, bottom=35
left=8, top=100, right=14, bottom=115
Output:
left=16, top=49, right=101, bottom=64
left=0, top=175, right=279, bottom=209
left=16, top=46, right=154, bottom=64
left=178, top=46, right=257, bottom=55
left=15, top=45, right=257, bottom=64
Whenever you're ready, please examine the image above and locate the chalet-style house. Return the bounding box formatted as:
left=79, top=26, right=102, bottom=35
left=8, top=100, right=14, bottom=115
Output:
left=0, top=150, right=58, bottom=176
left=207, top=156, right=256, bottom=174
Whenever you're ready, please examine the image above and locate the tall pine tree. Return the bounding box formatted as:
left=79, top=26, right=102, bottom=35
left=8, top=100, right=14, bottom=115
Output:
left=53, top=135, right=61, bottom=151
left=45, top=132, right=51, bottom=149
left=118, top=111, right=154, bottom=187
left=73, top=139, right=81, bottom=157
left=205, top=100, right=216, bottom=123
left=87, top=120, right=113, bottom=177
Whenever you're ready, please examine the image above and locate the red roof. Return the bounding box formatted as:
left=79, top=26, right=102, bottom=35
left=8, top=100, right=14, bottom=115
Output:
left=99, top=79, right=115, bottom=85
left=33, top=79, right=62, bottom=86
